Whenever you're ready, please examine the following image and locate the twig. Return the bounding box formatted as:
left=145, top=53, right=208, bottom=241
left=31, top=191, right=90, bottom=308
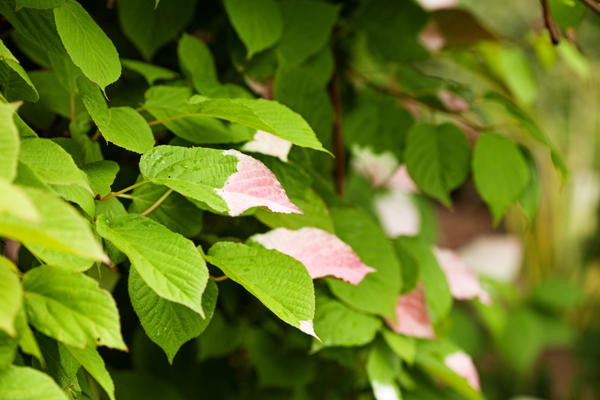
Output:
left=542, top=0, right=560, bottom=44
left=100, top=180, right=149, bottom=201
left=141, top=189, right=172, bottom=216
left=328, top=54, right=345, bottom=196
left=210, top=274, right=229, bottom=282
left=579, top=0, right=600, bottom=15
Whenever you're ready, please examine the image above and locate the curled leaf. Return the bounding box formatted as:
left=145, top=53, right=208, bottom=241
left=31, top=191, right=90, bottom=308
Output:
left=215, top=150, right=301, bottom=216
left=444, top=351, right=481, bottom=390
left=252, top=227, right=375, bottom=285
left=434, top=247, right=491, bottom=304
left=385, top=286, right=434, bottom=339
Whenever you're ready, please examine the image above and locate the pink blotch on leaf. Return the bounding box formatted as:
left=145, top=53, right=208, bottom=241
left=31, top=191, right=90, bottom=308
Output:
left=252, top=227, right=375, bottom=285
left=215, top=150, right=302, bottom=216
left=351, top=146, right=398, bottom=188
left=242, top=130, right=293, bottom=162
left=434, top=247, right=491, bottom=305
left=417, top=0, right=457, bottom=10
left=385, top=286, right=435, bottom=339
left=299, top=319, right=319, bottom=340
left=444, top=351, right=481, bottom=391
left=374, top=189, right=420, bottom=238
left=385, top=164, right=419, bottom=192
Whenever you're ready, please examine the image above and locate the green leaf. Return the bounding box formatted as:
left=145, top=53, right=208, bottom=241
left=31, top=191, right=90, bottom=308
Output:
left=128, top=182, right=203, bottom=237
left=518, top=152, right=541, bottom=221
left=327, top=207, right=402, bottom=318
left=15, top=309, right=43, bottom=362
left=118, top=0, right=196, bottom=60
left=472, top=133, right=529, bottom=224
left=19, top=138, right=91, bottom=190
left=98, top=107, right=155, bottom=153
left=548, top=0, right=586, bottom=29
left=129, top=268, right=218, bottom=363
left=367, top=339, right=402, bottom=400
left=278, top=0, right=339, bottom=65
left=82, top=160, right=119, bottom=197
left=0, top=40, right=38, bottom=102
left=54, top=0, right=121, bottom=90
left=0, top=365, right=68, bottom=400
left=96, top=214, right=209, bottom=317
left=177, top=34, right=219, bottom=94
left=0, top=187, right=106, bottom=264
left=64, top=344, right=115, bottom=400
left=206, top=242, right=316, bottom=336
left=36, top=335, right=82, bottom=394
left=47, top=50, right=84, bottom=94
left=396, top=237, right=452, bottom=323
left=139, top=145, right=238, bottom=213
left=224, top=0, right=283, bottom=58
left=188, top=96, right=327, bottom=152
left=0, top=180, right=39, bottom=222
left=27, top=70, right=85, bottom=119
left=0, top=102, right=20, bottom=181
left=121, top=58, right=177, bottom=85
left=382, top=329, right=416, bottom=364
left=16, top=0, right=65, bottom=8
left=313, top=292, right=381, bottom=349
left=254, top=187, right=334, bottom=232
left=405, top=123, right=470, bottom=206
left=23, top=266, right=126, bottom=350
left=0, top=331, right=17, bottom=369
left=0, top=257, right=22, bottom=337
left=144, top=86, right=250, bottom=144
left=77, top=76, right=109, bottom=126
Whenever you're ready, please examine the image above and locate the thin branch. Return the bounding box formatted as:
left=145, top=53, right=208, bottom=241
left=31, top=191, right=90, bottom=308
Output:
left=141, top=189, right=173, bottom=216
left=100, top=180, right=149, bottom=201
left=542, top=0, right=560, bottom=44
left=210, top=274, right=229, bottom=282
left=147, top=113, right=196, bottom=126
left=328, top=55, right=345, bottom=196
left=91, top=129, right=101, bottom=141
left=579, top=0, right=600, bottom=15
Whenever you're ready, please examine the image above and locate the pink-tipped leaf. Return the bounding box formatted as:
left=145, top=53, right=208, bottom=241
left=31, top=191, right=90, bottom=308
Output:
left=252, top=227, right=375, bottom=285
left=444, top=351, right=481, bottom=391
left=385, top=286, right=435, bottom=339
left=242, top=130, right=293, bottom=162
left=215, top=150, right=302, bottom=216
left=434, top=247, right=491, bottom=305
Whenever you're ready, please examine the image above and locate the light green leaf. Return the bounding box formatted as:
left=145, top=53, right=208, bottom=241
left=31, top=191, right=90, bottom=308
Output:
left=27, top=70, right=85, bottom=118
left=15, top=308, right=43, bottom=362
left=472, top=133, right=529, bottom=224
left=54, top=0, right=121, bottom=90
left=96, top=214, right=209, bottom=317
left=278, top=0, right=339, bottom=65
left=519, top=152, right=541, bottom=221
left=121, top=58, right=177, bottom=85
left=139, top=145, right=238, bottom=213
left=0, top=187, right=106, bottom=264
left=144, top=86, right=250, bottom=144
left=128, top=182, right=203, bottom=237
left=0, top=365, right=68, bottom=400
left=0, top=40, right=38, bottom=102
left=0, top=331, right=17, bottom=369
left=396, top=237, right=452, bottom=322
left=82, top=160, right=119, bottom=197
left=23, top=266, right=126, bottom=350
left=19, top=138, right=91, bottom=190
left=0, top=257, right=22, bottom=337
left=98, top=107, right=155, bottom=153
left=206, top=242, right=316, bottom=336
left=177, top=34, right=219, bottom=94
left=0, top=102, right=20, bottom=181
left=64, top=344, right=115, bottom=400
left=77, top=76, right=109, bottom=126
left=129, top=268, right=218, bottom=363
left=188, top=96, right=327, bottom=152
left=0, top=179, right=39, bottom=222
left=382, top=329, right=416, bottom=364
left=313, top=292, right=381, bottom=349
left=224, top=0, right=283, bottom=57
left=47, top=50, right=84, bottom=94
left=367, top=339, right=402, bottom=400
left=37, top=336, right=82, bottom=394
left=405, top=123, right=470, bottom=206
left=118, top=0, right=196, bottom=60
left=327, top=207, right=402, bottom=318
